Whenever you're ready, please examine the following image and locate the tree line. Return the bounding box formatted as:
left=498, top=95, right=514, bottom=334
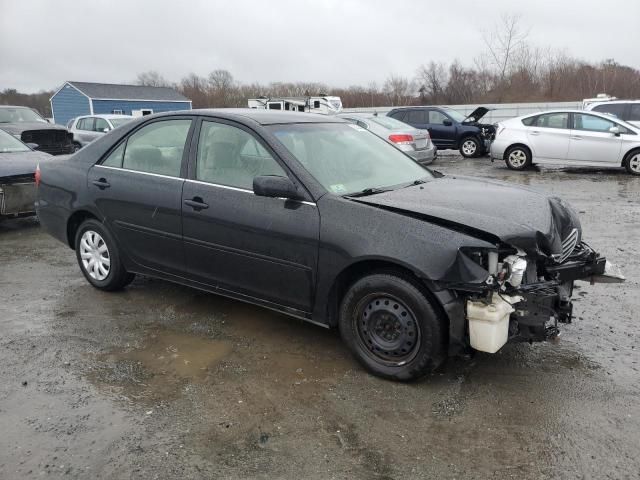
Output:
left=2, top=15, right=639, bottom=116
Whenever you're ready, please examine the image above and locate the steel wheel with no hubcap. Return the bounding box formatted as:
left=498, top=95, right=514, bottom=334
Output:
left=462, top=140, right=477, bottom=156
left=357, top=295, right=421, bottom=366
left=79, top=230, right=110, bottom=281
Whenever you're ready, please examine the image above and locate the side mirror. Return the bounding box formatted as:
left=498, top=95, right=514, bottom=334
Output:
left=102, top=128, right=109, bottom=133
left=26, top=142, right=39, bottom=150
left=442, top=119, right=453, bottom=126
left=253, top=175, right=304, bottom=201
left=609, top=126, right=621, bottom=136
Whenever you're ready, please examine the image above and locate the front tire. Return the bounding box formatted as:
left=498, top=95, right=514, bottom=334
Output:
left=505, top=145, right=532, bottom=170
left=623, top=149, right=640, bottom=176
left=74, top=219, right=134, bottom=291
left=339, top=273, right=445, bottom=381
left=460, top=137, right=480, bottom=158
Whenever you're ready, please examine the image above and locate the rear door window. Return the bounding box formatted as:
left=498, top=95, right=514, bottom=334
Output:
left=535, top=113, right=569, bottom=129
left=407, top=110, right=427, bottom=124
left=121, top=120, right=192, bottom=177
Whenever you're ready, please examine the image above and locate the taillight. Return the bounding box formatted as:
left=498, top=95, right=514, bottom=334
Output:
left=35, top=164, right=41, bottom=187
left=388, top=134, right=414, bottom=144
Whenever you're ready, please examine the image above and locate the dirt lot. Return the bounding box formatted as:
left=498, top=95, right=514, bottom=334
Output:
left=1, top=156, right=639, bottom=479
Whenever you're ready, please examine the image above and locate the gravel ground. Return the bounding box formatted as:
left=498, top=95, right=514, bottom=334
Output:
left=1, top=155, right=638, bottom=479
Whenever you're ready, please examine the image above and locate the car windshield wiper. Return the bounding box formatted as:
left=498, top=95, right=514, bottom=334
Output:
left=344, top=187, right=393, bottom=198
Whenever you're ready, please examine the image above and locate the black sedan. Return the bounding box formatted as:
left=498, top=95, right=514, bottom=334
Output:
left=36, top=109, right=616, bottom=381
left=0, top=128, right=52, bottom=221
left=0, top=105, right=75, bottom=155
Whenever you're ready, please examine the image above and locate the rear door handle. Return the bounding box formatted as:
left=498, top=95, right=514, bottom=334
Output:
left=529, top=131, right=540, bottom=136
left=92, top=178, right=110, bottom=189
left=571, top=136, right=582, bottom=140
left=184, top=197, right=209, bottom=211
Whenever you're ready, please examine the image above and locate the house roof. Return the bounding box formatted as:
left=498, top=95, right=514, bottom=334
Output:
left=65, top=81, right=190, bottom=102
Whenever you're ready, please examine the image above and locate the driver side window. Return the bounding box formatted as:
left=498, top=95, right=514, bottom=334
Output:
left=196, top=121, right=286, bottom=190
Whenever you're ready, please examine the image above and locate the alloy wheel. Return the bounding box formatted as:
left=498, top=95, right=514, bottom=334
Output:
left=508, top=149, right=527, bottom=168
left=462, top=140, right=477, bottom=156
left=79, top=230, right=111, bottom=281
left=629, top=153, right=640, bottom=174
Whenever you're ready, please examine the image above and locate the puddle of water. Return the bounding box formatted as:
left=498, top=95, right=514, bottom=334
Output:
left=105, top=330, right=232, bottom=381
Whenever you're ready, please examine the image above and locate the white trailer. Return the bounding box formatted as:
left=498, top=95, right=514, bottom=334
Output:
left=248, top=96, right=343, bottom=115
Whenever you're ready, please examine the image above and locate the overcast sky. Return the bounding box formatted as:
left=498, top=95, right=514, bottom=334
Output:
left=1, top=0, right=638, bottom=93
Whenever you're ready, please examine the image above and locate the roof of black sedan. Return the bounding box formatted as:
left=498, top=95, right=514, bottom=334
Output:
left=160, top=108, right=347, bottom=125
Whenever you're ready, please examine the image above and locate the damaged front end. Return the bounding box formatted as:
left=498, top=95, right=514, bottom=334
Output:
left=444, top=238, right=622, bottom=354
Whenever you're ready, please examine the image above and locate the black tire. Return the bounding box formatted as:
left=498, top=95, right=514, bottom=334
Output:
left=459, top=136, right=481, bottom=158
left=339, top=273, right=445, bottom=381
left=623, top=149, right=640, bottom=176
left=504, top=145, right=532, bottom=170
left=74, top=219, right=134, bottom=291
left=72, top=142, right=82, bottom=152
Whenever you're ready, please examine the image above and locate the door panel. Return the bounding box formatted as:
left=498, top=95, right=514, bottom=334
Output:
left=426, top=110, right=456, bottom=148
left=568, top=113, right=622, bottom=163
left=526, top=113, right=571, bottom=160
left=182, top=119, right=320, bottom=311
left=182, top=182, right=319, bottom=311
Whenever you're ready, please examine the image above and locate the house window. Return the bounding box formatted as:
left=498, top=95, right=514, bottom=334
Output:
left=112, top=109, right=123, bottom=114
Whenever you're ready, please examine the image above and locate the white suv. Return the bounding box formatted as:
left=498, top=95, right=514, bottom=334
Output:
left=490, top=110, right=640, bottom=175
left=584, top=100, right=640, bottom=128
left=67, top=114, right=134, bottom=149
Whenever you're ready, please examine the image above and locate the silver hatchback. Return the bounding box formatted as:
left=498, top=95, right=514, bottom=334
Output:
left=338, top=113, right=437, bottom=164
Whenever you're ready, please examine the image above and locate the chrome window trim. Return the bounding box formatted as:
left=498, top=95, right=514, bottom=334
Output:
left=94, top=164, right=184, bottom=181
left=92, top=166, right=316, bottom=206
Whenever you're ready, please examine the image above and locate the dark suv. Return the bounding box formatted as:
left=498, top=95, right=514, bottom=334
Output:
left=387, top=106, right=494, bottom=158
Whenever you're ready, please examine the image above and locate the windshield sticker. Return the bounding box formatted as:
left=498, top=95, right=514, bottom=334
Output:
left=330, top=184, right=347, bottom=194
left=347, top=124, right=366, bottom=132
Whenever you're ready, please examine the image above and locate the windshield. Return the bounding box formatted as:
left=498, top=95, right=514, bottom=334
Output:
left=368, top=116, right=411, bottom=130
left=268, top=123, right=431, bottom=195
left=443, top=108, right=467, bottom=122
left=109, top=117, right=134, bottom=128
left=0, top=129, right=30, bottom=153
left=0, top=107, right=46, bottom=124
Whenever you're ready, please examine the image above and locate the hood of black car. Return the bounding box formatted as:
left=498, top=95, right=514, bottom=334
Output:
left=354, top=175, right=580, bottom=257
left=0, top=150, right=52, bottom=179
left=463, top=107, right=491, bottom=124
left=0, top=122, right=67, bottom=136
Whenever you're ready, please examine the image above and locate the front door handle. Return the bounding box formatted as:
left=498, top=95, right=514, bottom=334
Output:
left=570, top=136, right=582, bottom=140
left=92, top=178, right=110, bottom=189
left=184, top=197, right=209, bottom=211
left=529, top=131, right=540, bottom=136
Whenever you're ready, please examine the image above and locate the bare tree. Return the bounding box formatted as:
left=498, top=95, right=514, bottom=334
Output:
left=135, top=71, right=171, bottom=88
left=383, top=75, right=413, bottom=106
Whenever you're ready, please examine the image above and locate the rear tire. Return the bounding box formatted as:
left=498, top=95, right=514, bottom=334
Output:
left=74, top=219, right=134, bottom=291
left=460, top=137, right=480, bottom=158
left=339, top=273, right=445, bottom=381
left=72, top=142, right=82, bottom=152
left=505, top=145, right=532, bottom=170
left=623, top=149, right=640, bottom=176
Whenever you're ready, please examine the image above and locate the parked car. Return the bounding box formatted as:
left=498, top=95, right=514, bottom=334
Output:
left=491, top=110, right=640, bottom=175
left=584, top=100, right=640, bottom=128
left=0, top=106, right=75, bottom=155
left=68, top=114, right=135, bottom=149
left=337, top=112, right=437, bottom=164
left=0, top=128, right=52, bottom=221
left=387, top=106, right=495, bottom=158
left=36, top=109, right=618, bottom=381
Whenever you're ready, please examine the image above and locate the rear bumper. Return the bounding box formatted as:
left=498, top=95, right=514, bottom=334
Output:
left=409, top=145, right=437, bottom=165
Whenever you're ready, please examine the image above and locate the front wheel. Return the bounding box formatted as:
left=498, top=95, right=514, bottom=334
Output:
left=460, top=137, right=480, bottom=158
left=75, top=219, right=134, bottom=291
left=623, top=150, right=640, bottom=176
left=505, top=145, right=532, bottom=170
left=339, top=273, right=445, bottom=381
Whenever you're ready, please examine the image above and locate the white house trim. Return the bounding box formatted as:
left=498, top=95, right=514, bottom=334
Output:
left=89, top=97, right=191, bottom=103
left=49, top=82, right=94, bottom=123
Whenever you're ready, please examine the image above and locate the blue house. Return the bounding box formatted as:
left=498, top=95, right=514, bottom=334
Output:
left=50, top=81, right=192, bottom=126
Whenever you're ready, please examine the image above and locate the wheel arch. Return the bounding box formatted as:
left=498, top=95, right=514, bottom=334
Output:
left=324, top=258, right=449, bottom=335
left=622, top=146, right=640, bottom=167
left=66, top=209, right=101, bottom=249
left=503, top=142, right=532, bottom=160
